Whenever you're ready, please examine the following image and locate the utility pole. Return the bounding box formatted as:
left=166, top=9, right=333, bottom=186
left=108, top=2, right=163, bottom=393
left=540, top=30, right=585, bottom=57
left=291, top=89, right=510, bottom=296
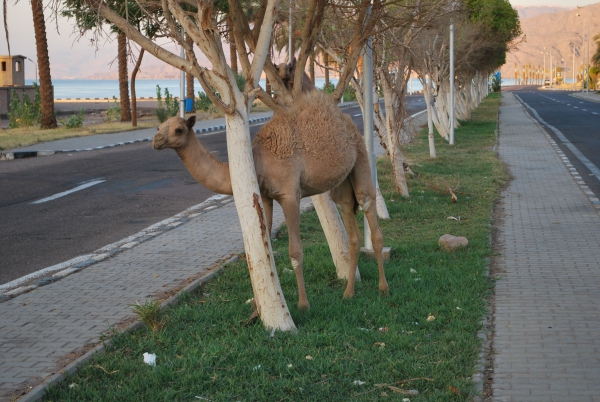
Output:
left=449, top=20, right=455, bottom=145
left=180, top=29, right=186, bottom=118
left=288, top=0, right=293, bottom=62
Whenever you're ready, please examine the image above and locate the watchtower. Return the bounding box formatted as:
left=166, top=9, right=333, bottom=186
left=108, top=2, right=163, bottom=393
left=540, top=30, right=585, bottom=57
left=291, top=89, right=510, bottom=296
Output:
left=0, top=55, right=26, bottom=87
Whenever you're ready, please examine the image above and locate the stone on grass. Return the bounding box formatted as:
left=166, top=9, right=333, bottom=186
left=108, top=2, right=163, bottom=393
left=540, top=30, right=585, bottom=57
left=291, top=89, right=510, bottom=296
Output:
left=438, top=234, right=468, bottom=252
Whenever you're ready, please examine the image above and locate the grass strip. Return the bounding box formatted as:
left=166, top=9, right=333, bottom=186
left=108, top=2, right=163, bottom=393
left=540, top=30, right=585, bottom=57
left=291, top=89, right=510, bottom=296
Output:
left=44, top=93, right=506, bottom=401
left=0, top=121, right=160, bottom=151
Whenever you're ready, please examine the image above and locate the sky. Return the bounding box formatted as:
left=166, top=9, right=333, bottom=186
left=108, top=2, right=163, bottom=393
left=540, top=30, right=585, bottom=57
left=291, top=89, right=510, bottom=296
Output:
left=0, top=1, right=598, bottom=79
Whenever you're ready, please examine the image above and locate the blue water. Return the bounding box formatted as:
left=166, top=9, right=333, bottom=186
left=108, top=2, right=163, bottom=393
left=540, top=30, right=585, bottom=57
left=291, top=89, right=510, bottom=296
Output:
left=24, top=77, right=424, bottom=99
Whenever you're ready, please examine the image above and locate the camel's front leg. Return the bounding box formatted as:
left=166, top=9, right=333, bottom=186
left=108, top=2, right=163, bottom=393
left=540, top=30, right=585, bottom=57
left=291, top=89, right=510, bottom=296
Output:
left=363, top=200, right=389, bottom=294
left=279, top=196, right=309, bottom=311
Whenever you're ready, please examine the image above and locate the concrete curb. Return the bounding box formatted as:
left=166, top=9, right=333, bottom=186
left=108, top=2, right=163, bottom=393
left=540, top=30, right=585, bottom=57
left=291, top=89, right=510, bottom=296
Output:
left=0, top=195, right=234, bottom=302
left=1, top=102, right=359, bottom=162
left=17, top=255, right=238, bottom=402
left=570, top=92, right=600, bottom=104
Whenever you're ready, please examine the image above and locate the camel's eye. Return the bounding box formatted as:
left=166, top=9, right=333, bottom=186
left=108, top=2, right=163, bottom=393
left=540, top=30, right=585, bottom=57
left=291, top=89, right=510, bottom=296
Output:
left=175, top=128, right=183, bottom=135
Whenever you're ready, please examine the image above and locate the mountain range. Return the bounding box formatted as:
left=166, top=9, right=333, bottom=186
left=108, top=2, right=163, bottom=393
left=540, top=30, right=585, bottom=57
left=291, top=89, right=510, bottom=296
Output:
left=500, top=3, right=600, bottom=80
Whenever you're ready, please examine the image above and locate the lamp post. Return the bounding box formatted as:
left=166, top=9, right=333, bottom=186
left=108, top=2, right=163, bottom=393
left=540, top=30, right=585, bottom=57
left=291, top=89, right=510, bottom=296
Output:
left=576, top=10, right=585, bottom=92
left=26, top=57, right=38, bottom=84
left=449, top=20, right=455, bottom=145
left=180, top=28, right=185, bottom=118
left=541, top=50, right=546, bottom=86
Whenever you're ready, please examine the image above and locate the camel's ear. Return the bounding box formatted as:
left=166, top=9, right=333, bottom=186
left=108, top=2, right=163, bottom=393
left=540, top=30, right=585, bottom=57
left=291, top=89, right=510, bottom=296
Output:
left=290, top=57, right=297, bottom=68
left=187, top=115, right=196, bottom=130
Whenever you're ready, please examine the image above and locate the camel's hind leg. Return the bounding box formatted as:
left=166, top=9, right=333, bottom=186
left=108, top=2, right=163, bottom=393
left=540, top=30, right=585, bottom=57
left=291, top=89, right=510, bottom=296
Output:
left=330, top=179, right=362, bottom=299
left=278, top=195, right=310, bottom=311
left=348, top=163, right=389, bottom=294
left=262, top=196, right=274, bottom=238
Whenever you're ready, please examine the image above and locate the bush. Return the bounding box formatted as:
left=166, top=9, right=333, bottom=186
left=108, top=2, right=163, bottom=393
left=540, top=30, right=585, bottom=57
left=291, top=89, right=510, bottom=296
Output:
left=322, top=82, right=335, bottom=94
left=106, top=96, right=121, bottom=122
left=155, top=85, right=179, bottom=123
left=195, top=91, right=213, bottom=112
left=492, top=75, right=502, bottom=92
left=7, top=83, right=41, bottom=128
left=59, top=108, right=85, bottom=128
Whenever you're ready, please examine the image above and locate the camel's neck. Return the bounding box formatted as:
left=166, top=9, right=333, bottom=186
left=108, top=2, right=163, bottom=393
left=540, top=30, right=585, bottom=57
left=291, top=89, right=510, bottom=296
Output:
left=177, top=134, right=233, bottom=195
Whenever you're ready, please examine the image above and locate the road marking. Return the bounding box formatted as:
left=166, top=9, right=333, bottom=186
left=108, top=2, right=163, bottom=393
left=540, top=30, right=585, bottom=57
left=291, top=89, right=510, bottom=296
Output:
left=593, top=112, right=599, bottom=115
left=515, top=94, right=600, bottom=183
left=31, top=180, right=106, bottom=204
left=582, top=109, right=588, bottom=111
left=573, top=106, right=579, bottom=109
left=354, top=114, right=362, bottom=117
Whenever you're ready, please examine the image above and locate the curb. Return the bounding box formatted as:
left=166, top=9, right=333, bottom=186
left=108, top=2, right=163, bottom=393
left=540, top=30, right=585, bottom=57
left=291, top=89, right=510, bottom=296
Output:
left=570, top=92, right=600, bottom=104
left=0, top=102, right=361, bottom=162
left=15, top=200, right=316, bottom=401
left=0, top=195, right=234, bottom=302
left=17, top=254, right=239, bottom=402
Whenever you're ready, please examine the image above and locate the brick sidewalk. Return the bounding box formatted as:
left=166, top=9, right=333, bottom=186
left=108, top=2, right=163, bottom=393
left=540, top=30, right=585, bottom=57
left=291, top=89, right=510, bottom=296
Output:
left=492, top=92, right=600, bottom=401
left=0, top=196, right=303, bottom=401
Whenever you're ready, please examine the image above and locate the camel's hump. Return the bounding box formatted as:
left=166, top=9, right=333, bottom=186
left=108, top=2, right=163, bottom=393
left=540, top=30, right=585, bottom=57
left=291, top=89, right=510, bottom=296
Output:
left=254, top=91, right=361, bottom=160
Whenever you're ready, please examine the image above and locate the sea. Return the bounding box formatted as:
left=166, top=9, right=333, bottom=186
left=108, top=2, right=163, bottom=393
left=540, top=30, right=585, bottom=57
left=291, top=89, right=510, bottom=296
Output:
left=27, top=76, right=575, bottom=100
left=24, top=77, right=425, bottom=100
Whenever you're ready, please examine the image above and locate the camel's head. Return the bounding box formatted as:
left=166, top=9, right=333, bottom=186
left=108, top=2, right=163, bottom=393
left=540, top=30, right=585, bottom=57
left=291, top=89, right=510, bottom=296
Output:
left=152, top=115, right=196, bottom=151
left=276, top=58, right=297, bottom=90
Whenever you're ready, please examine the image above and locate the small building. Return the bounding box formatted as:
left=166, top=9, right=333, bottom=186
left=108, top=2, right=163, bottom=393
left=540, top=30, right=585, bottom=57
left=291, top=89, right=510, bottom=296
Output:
left=0, top=55, right=37, bottom=116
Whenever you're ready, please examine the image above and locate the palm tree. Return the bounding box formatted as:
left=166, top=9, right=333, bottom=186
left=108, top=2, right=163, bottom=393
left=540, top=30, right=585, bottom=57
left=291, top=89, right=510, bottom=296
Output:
left=31, top=0, right=57, bottom=128
left=117, top=32, right=132, bottom=121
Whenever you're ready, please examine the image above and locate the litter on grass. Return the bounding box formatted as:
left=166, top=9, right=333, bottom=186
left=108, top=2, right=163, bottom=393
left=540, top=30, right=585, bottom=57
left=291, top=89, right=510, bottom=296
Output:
left=353, top=380, right=366, bottom=386
left=143, top=352, right=156, bottom=366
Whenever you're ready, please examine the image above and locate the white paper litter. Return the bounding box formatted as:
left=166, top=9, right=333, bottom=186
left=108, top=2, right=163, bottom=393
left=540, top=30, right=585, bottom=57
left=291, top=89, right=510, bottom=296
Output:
left=353, top=380, right=366, bottom=386
left=143, top=352, right=156, bottom=366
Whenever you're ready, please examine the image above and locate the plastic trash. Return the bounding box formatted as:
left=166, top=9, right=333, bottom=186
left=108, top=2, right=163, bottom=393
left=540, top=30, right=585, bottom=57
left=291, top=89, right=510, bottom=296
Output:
left=143, top=352, right=156, bottom=366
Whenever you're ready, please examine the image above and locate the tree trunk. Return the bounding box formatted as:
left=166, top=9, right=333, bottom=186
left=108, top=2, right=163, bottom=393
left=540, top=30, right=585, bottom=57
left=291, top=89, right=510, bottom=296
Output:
left=186, top=34, right=195, bottom=112
left=309, top=54, right=315, bottom=85
left=226, top=108, right=296, bottom=332
left=312, top=193, right=360, bottom=281
left=31, top=0, right=56, bottom=129
left=130, top=48, right=144, bottom=127
left=228, top=16, right=238, bottom=73
left=423, top=75, right=436, bottom=158
left=324, top=53, right=329, bottom=87
left=118, top=32, right=132, bottom=121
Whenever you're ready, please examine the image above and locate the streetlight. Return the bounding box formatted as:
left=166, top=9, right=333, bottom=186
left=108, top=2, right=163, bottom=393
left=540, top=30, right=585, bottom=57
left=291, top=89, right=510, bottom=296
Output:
left=541, top=49, right=546, bottom=87
left=26, top=57, right=37, bottom=84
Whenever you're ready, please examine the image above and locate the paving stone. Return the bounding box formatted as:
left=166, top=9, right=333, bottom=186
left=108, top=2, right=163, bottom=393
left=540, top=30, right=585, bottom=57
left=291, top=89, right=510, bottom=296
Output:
left=492, top=92, right=600, bottom=401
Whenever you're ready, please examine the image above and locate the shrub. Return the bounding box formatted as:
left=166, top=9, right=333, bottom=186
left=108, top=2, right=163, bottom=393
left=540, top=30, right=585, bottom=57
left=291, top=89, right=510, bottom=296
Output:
left=59, top=108, right=85, bottom=128
left=195, top=91, right=213, bottom=112
left=155, top=85, right=179, bottom=123
left=106, top=96, right=121, bottom=121
left=7, top=83, right=41, bottom=128
left=492, top=75, right=502, bottom=92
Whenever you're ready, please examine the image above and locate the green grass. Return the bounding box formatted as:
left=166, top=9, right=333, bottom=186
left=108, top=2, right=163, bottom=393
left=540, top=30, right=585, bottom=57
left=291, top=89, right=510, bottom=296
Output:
left=44, top=93, right=507, bottom=402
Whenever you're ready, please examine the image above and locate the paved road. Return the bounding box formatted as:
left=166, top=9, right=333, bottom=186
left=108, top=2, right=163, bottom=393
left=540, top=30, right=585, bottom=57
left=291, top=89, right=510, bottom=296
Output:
left=0, top=96, right=426, bottom=285
left=508, top=88, right=600, bottom=197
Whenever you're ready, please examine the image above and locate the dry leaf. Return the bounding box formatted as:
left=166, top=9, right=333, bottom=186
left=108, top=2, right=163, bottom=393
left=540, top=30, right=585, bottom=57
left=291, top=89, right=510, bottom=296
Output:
left=449, top=386, right=461, bottom=396
left=305, top=355, right=313, bottom=360
left=427, top=315, right=435, bottom=322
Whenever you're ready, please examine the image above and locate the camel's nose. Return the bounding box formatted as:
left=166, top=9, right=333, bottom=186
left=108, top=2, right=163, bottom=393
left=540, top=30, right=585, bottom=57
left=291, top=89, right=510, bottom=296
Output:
left=152, top=134, right=164, bottom=149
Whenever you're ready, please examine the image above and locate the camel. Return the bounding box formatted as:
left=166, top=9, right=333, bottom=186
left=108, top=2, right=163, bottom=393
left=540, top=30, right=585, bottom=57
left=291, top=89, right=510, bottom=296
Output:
left=152, top=90, right=388, bottom=311
left=276, top=58, right=315, bottom=92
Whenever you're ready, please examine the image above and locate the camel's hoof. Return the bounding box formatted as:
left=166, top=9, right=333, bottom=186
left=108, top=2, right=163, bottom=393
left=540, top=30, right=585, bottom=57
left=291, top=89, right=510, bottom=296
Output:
left=343, top=290, right=354, bottom=299
left=298, top=300, right=311, bottom=312
left=379, top=284, right=390, bottom=295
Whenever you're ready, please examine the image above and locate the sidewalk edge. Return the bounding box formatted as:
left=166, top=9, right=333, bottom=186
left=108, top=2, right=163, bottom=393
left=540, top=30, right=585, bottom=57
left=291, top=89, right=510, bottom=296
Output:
left=17, top=255, right=238, bottom=402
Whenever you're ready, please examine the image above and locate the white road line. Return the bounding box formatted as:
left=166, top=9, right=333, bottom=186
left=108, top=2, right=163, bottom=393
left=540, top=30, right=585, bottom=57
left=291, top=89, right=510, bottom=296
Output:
left=31, top=180, right=106, bottom=204
left=354, top=113, right=362, bottom=117
left=582, top=109, right=588, bottom=111
left=593, top=112, right=599, bottom=115
left=515, top=94, right=600, bottom=183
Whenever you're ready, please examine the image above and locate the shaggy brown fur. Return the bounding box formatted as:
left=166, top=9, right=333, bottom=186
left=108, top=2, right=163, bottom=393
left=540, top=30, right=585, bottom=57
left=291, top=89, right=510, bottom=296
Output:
left=152, top=91, right=388, bottom=311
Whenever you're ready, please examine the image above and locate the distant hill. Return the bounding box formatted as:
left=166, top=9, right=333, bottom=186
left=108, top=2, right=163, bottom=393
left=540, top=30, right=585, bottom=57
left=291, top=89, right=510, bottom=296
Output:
left=500, top=3, right=600, bottom=80
left=514, top=5, right=573, bottom=20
